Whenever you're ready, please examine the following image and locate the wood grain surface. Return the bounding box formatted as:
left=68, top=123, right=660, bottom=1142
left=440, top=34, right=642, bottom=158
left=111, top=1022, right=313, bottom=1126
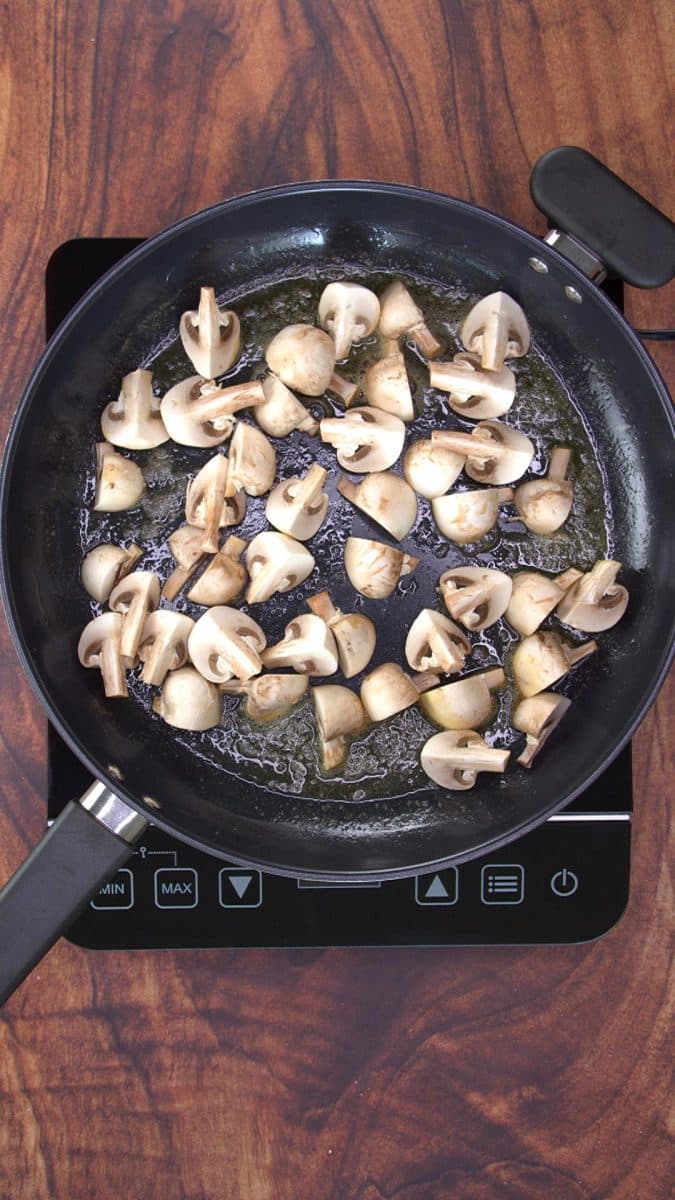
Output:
left=0, top=2, right=673, bottom=1197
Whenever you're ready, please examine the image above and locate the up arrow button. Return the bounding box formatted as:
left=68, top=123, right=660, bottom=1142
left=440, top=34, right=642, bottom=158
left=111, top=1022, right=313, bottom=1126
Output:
left=415, top=868, right=459, bottom=906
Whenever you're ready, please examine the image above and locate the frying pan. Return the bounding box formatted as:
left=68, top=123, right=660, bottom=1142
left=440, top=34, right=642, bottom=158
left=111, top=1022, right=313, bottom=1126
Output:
left=1, top=147, right=674, bottom=1005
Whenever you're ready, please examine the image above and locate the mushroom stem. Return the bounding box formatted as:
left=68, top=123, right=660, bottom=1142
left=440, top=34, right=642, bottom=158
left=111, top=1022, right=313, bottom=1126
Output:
left=442, top=579, right=493, bottom=621
left=328, top=371, right=359, bottom=405
left=140, top=639, right=179, bottom=687
left=199, top=456, right=229, bottom=553
left=432, top=427, right=513, bottom=460
left=336, top=475, right=359, bottom=505
left=100, top=637, right=128, bottom=698
left=482, top=667, right=506, bottom=691
left=411, top=670, right=441, bottom=694
left=548, top=447, right=571, bottom=481
left=556, top=567, right=584, bottom=591
left=453, top=744, right=511, bottom=773
left=576, top=561, right=622, bottom=607
left=565, top=639, right=599, bottom=666
left=118, top=595, right=148, bottom=660
left=307, top=590, right=339, bottom=623
left=410, top=321, right=441, bottom=358
left=187, top=380, right=265, bottom=423
left=291, top=463, right=328, bottom=510
left=163, top=562, right=202, bottom=602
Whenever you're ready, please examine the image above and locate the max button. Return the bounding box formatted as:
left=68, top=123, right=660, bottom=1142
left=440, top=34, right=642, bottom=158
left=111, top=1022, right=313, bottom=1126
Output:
left=154, top=867, right=199, bottom=909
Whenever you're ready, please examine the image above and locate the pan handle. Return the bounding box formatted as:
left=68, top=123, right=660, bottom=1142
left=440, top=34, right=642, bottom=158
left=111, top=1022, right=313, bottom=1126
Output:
left=0, top=782, right=147, bottom=1006
left=530, top=146, right=675, bottom=288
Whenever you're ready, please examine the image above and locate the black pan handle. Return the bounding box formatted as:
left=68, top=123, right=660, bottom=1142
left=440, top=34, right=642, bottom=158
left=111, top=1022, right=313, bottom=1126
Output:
left=530, top=146, right=675, bottom=287
left=0, top=783, right=147, bottom=1006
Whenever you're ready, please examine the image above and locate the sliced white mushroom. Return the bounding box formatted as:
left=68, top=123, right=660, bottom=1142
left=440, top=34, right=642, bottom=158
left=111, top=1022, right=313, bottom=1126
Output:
left=378, top=281, right=441, bottom=358
left=337, top=471, right=417, bottom=541
left=312, top=684, right=368, bottom=770
left=220, top=674, right=309, bottom=721
left=187, top=535, right=248, bottom=606
left=320, top=407, right=405, bottom=473
left=152, top=666, right=221, bottom=731
left=160, top=376, right=265, bottom=448
left=405, top=609, right=471, bottom=674
left=513, top=692, right=572, bottom=767
left=344, top=537, right=420, bottom=599
left=179, top=287, right=241, bottom=378
left=162, top=524, right=210, bottom=602
left=403, top=439, right=464, bottom=499
left=261, top=614, right=339, bottom=676
left=556, top=560, right=629, bottom=632
left=93, top=442, right=145, bottom=512
left=421, top=730, right=510, bottom=790
left=460, top=291, right=530, bottom=372
left=265, top=464, right=329, bottom=540
left=184, top=453, right=243, bottom=555
left=265, top=324, right=335, bottom=395
left=429, top=352, right=516, bottom=420
left=505, top=568, right=583, bottom=637
left=360, top=662, right=439, bottom=723
left=254, top=374, right=319, bottom=438
left=306, top=591, right=376, bottom=678
left=109, top=571, right=161, bottom=660
left=432, top=419, right=534, bottom=484
left=245, top=532, right=315, bottom=604
left=101, top=369, right=169, bottom=449
left=514, top=447, right=574, bottom=534
left=363, top=350, right=414, bottom=421
left=432, top=487, right=514, bottom=544
left=78, top=612, right=128, bottom=698
left=419, top=667, right=506, bottom=730
left=224, top=421, right=276, bottom=497
left=512, top=631, right=598, bottom=698
left=438, top=566, right=513, bottom=631
left=318, top=282, right=380, bottom=359
left=81, top=543, right=142, bottom=604
left=137, top=611, right=195, bottom=686
left=188, top=607, right=266, bottom=683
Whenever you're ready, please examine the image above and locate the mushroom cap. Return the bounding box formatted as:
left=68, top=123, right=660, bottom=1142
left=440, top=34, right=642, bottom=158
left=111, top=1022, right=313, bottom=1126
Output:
left=313, top=684, right=367, bottom=740
left=184, top=453, right=231, bottom=532
left=419, top=669, right=504, bottom=730
left=460, top=291, right=530, bottom=371
left=505, top=570, right=566, bottom=637
left=511, top=631, right=598, bottom=697
left=153, top=666, right=221, bottom=731
left=318, top=283, right=380, bottom=360
left=187, top=537, right=248, bottom=606
left=331, top=613, right=377, bottom=678
left=438, top=566, right=513, bottom=631
left=137, top=610, right=195, bottom=684
left=337, top=471, right=418, bottom=541
left=378, top=281, right=424, bottom=339
left=514, top=477, right=573, bottom=533
left=363, top=351, right=414, bottom=421
left=429, top=352, right=516, bottom=420
left=513, top=692, right=572, bottom=767
left=420, top=730, right=511, bottom=790
left=221, top=673, right=309, bottom=721
left=101, top=369, right=169, bottom=450
left=188, top=606, right=266, bottom=684
left=169, top=524, right=208, bottom=569
left=77, top=612, right=125, bottom=667
left=463, top=420, right=534, bottom=485
left=403, top=439, right=464, bottom=499
left=405, top=609, right=471, bottom=674
left=255, top=375, right=318, bottom=438
left=360, top=662, right=419, bottom=722
left=556, top=560, right=629, bottom=632
left=94, top=442, right=145, bottom=512
left=265, top=324, right=336, bottom=395
left=432, top=488, right=512, bottom=544
left=265, top=465, right=329, bottom=541
left=160, top=377, right=236, bottom=448
left=320, top=407, right=405, bottom=473
left=80, top=543, right=141, bottom=604
left=261, top=614, right=339, bottom=676
left=226, top=422, right=276, bottom=497
left=179, top=287, right=241, bottom=379
left=245, top=532, right=315, bottom=603
left=344, top=537, right=419, bottom=599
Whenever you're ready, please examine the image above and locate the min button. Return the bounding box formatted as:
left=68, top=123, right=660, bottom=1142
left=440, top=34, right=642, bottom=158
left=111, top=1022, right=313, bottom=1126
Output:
left=154, top=867, right=199, bottom=909
left=91, top=868, right=134, bottom=910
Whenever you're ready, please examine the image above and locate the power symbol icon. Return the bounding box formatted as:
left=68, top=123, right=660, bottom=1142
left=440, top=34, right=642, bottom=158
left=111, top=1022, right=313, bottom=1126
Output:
left=550, top=868, right=579, bottom=897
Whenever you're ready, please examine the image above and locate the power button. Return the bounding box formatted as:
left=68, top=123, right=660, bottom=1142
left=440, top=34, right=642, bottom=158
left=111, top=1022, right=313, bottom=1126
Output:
left=550, top=868, right=579, bottom=897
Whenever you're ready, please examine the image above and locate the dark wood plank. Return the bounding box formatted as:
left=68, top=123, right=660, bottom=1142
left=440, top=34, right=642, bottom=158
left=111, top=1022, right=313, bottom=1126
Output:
left=0, top=2, right=673, bottom=1197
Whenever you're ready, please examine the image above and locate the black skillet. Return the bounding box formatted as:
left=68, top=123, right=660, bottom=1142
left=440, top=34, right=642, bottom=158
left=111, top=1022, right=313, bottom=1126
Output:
left=1, top=147, right=674, bottom=1005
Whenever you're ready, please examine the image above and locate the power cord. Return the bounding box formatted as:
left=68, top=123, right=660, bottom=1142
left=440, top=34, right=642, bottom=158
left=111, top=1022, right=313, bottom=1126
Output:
left=635, top=329, right=675, bottom=340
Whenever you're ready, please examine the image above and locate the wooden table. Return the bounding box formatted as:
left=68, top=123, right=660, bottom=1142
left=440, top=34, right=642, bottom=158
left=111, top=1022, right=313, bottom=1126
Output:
left=1, top=3, right=673, bottom=1197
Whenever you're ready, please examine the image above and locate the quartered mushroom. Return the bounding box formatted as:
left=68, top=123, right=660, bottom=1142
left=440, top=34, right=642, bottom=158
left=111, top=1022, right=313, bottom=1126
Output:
left=318, top=282, right=380, bottom=360
left=460, top=291, right=530, bottom=372
left=438, top=566, right=513, bottom=631
left=245, top=532, right=315, bottom=604
left=363, top=349, right=414, bottom=421
left=344, top=536, right=419, bottom=599
left=163, top=524, right=210, bottom=602
left=418, top=667, right=506, bottom=730
left=421, top=730, right=510, bottom=790
left=254, top=374, right=319, bottom=438
left=187, top=535, right=248, bottom=606
left=188, top=607, right=266, bottom=684
left=78, top=612, right=128, bottom=698
left=556, top=560, right=629, bottom=632
left=81, top=542, right=142, bottom=604
left=429, top=352, right=516, bottom=420
left=405, top=609, right=471, bottom=675
left=137, top=611, right=195, bottom=686
left=94, top=442, right=145, bottom=512
left=378, top=281, right=441, bottom=358
left=261, top=614, right=339, bottom=676
left=505, top=568, right=583, bottom=636
left=306, top=591, right=376, bottom=678
left=432, top=487, right=514, bottom=544
left=109, top=570, right=161, bottom=660
left=337, top=471, right=418, bottom=541
left=320, top=407, right=405, bottom=473
left=312, top=684, right=368, bottom=770
left=403, top=439, right=464, bottom=499
left=514, top=447, right=574, bottom=533
left=153, top=666, right=221, bottom=731
left=101, top=369, right=169, bottom=449
left=160, top=376, right=265, bottom=448
left=512, top=631, right=598, bottom=698
left=179, top=287, right=241, bottom=379
left=432, top=419, right=534, bottom=484
left=265, top=464, right=329, bottom=541
left=513, top=692, right=572, bottom=767
left=224, top=421, right=276, bottom=497
left=360, top=662, right=439, bottom=723
left=220, top=674, right=309, bottom=722
left=185, top=453, right=245, bottom=555
left=265, top=323, right=356, bottom=401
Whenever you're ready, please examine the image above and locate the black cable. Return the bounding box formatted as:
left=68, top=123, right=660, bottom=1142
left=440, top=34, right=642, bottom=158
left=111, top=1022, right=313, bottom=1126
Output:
left=635, top=329, right=675, bottom=340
